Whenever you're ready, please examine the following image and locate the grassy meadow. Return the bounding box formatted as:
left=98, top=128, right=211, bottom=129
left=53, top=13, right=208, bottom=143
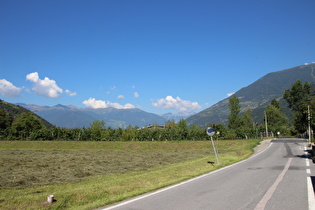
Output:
left=0, top=140, right=261, bottom=209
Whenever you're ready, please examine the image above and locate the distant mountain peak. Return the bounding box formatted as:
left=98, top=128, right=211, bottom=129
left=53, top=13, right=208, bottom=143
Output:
left=18, top=103, right=166, bottom=128
left=53, top=104, right=70, bottom=109
left=162, top=111, right=196, bottom=122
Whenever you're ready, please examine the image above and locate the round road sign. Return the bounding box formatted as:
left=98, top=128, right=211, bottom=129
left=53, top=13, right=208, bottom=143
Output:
left=206, top=127, right=215, bottom=137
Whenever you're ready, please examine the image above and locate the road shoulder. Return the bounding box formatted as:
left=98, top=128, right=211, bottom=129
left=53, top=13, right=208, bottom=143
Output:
left=254, top=139, right=272, bottom=155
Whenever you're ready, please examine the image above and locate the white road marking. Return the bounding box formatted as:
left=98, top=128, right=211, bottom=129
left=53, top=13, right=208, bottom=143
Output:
left=103, top=142, right=274, bottom=210
left=307, top=177, right=315, bottom=210
left=306, top=159, right=310, bottom=167
left=306, top=144, right=315, bottom=210
left=254, top=158, right=292, bottom=210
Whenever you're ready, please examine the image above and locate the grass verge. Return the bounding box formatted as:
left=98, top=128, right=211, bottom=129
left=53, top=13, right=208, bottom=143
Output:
left=0, top=140, right=261, bottom=209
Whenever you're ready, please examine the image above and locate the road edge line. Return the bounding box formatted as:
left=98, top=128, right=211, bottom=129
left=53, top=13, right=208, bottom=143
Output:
left=307, top=176, right=315, bottom=210
left=101, top=140, right=273, bottom=210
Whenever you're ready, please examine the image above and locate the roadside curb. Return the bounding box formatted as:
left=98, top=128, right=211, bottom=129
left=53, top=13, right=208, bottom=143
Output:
left=253, top=139, right=273, bottom=155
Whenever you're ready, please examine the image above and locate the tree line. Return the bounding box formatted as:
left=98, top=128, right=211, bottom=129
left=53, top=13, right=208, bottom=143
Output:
left=226, top=80, right=314, bottom=139
left=0, top=80, right=314, bottom=141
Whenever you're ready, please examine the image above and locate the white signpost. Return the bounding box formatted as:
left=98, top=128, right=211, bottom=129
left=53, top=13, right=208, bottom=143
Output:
left=207, top=127, right=219, bottom=164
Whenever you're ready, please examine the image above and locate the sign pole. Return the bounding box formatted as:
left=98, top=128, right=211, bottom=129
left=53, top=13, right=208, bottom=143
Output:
left=207, top=127, right=219, bottom=165
left=210, top=136, right=219, bottom=164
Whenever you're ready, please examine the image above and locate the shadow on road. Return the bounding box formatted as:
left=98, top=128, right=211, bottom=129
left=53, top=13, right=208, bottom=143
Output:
left=271, top=138, right=312, bottom=160
left=311, top=176, right=315, bottom=193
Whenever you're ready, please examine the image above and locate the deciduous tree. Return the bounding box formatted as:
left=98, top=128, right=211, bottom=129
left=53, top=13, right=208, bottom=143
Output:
left=265, top=99, right=288, bottom=135
left=284, top=80, right=310, bottom=133
left=228, top=95, right=241, bottom=130
left=12, top=112, right=44, bottom=139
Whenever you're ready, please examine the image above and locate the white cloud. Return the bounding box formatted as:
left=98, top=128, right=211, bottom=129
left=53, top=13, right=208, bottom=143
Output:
left=82, top=98, right=108, bottom=108
left=227, top=92, right=235, bottom=97
left=26, top=72, right=63, bottom=98
left=26, top=72, right=39, bottom=82
left=111, top=102, right=135, bottom=109
left=152, top=96, right=201, bottom=111
left=134, top=92, right=139, bottom=98
left=117, top=95, right=124, bottom=99
left=82, top=97, right=135, bottom=109
left=65, top=89, right=77, bottom=96
left=0, top=79, right=22, bottom=98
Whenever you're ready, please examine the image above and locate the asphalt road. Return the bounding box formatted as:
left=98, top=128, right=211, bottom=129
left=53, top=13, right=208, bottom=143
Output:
left=103, top=138, right=315, bottom=210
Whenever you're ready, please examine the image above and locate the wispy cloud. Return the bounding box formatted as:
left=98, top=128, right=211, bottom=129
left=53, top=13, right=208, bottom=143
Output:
left=117, top=95, right=124, bottom=99
left=134, top=92, right=139, bottom=98
left=0, top=79, right=22, bottom=98
left=65, top=89, right=77, bottom=96
left=82, top=97, right=135, bottom=109
left=227, top=92, right=235, bottom=97
left=152, top=96, right=201, bottom=111
left=26, top=72, right=63, bottom=98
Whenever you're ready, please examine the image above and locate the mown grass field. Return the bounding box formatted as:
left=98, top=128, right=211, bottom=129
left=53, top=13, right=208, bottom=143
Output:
left=0, top=140, right=261, bottom=209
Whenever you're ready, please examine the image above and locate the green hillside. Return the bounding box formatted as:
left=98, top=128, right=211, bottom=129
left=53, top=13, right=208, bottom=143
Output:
left=187, top=63, right=315, bottom=128
left=0, top=99, right=54, bottom=129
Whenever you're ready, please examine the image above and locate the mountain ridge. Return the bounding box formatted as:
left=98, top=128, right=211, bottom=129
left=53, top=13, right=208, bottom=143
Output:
left=12, top=63, right=315, bottom=129
left=17, top=104, right=195, bottom=128
left=186, top=63, right=315, bottom=128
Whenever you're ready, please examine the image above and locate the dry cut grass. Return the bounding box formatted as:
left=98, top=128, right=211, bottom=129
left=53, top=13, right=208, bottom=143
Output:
left=0, top=140, right=261, bottom=209
left=0, top=149, right=209, bottom=188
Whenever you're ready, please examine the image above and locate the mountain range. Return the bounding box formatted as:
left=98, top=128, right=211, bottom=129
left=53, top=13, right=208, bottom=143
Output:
left=186, top=63, right=315, bottom=128
left=10, top=63, right=315, bottom=129
left=16, top=103, right=195, bottom=128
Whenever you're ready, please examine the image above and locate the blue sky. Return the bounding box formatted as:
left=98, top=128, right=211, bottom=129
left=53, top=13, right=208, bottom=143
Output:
left=1, top=0, right=314, bottom=114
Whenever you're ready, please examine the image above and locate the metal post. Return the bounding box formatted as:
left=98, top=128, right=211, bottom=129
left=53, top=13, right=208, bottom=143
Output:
left=211, top=136, right=219, bottom=165
left=308, top=105, right=311, bottom=144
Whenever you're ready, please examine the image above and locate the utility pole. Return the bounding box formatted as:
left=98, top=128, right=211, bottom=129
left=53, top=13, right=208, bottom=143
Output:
left=265, top=111, right=268, bottom=138
left=308, top=104, right=311, bottom=144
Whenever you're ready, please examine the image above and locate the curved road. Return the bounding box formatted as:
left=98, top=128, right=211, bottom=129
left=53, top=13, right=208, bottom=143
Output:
left=102, top=138, right=315, bottom=210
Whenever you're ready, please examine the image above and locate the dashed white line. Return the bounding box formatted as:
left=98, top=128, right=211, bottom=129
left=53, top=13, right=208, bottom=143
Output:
left=306, top=159, right=310, bottom=167
left=305, top=144, right=315, bottom=210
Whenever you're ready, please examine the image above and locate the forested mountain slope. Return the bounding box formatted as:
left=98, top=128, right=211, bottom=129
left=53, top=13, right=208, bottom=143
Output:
left=0, top=100, right=54, bottom=129
left=187, top=63, right=315, bottom=128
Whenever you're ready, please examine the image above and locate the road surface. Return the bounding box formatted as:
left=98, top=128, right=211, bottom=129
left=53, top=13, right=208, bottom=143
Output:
left=102, top=138, right=315, bottom=210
